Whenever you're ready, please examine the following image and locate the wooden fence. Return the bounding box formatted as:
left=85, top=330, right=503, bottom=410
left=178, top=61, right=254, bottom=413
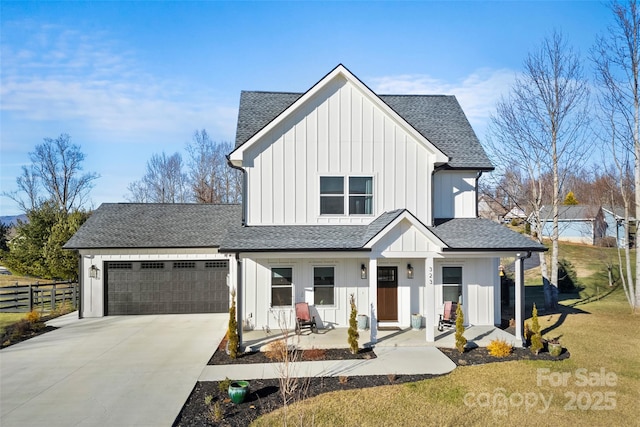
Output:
left=0, top=281, right=79, bottom=313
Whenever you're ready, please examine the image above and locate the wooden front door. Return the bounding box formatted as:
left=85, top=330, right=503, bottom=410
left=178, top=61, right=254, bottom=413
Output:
left=377, top=266, right=398, bottom=321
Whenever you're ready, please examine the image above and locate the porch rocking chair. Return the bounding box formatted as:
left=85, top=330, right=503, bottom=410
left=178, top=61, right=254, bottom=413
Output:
left=295, top=302, right=318, bottom=335
left=437, top=301, right=458, bottom=331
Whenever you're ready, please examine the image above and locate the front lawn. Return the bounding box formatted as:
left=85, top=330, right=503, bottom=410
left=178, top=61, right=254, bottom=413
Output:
left=253, top=286, right=638, bottom=426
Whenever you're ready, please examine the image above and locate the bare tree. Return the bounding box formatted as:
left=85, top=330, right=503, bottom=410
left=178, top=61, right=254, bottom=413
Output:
left=5, top=134, right=98, bottom=213
left=487, top=31, right=591, bottom=310
left=185, top=130, right=241, bottom=203
left=126, top=152, right=189, bottom=203
left=593, top=0, right=640, bottom=311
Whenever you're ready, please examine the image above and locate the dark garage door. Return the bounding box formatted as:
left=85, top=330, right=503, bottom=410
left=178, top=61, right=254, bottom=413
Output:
left=105, top=260, right=229, bottom=315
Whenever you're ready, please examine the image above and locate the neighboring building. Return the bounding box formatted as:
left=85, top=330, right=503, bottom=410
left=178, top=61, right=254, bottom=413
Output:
left=602, top=207, right=636, bottom=248
left=504, top=207, right=527, bottom=223
left=531, top=205, right=606, bottom=245
left=478, top=195, right=508, bottom=223
left=65, top=65, right=545, bottom=344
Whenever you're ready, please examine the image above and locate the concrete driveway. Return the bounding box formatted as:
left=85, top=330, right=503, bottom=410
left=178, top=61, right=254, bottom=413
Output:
left=0, top=312, right=227, bottom=427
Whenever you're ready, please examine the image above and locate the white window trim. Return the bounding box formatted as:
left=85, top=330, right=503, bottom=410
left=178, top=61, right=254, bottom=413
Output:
left=313, top=265, right=336, bottom=307
left=319, top=175, right=375, bottom=217
left=270, top=266, right=294, bottom=308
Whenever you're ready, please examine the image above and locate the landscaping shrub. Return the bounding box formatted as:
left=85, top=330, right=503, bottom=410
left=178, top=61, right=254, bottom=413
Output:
left=530, top=303, right=543, bottom=355
left=227, top=289, right=239, bottom=359
left=455, top=304, right=467, bottom=353
left=25, top=310, right=41, bottom=324
left=347, top=294, right=359, bottom=354
left=264, top=339, right=288, bottom=361
left=487, top=339, right=513, bottom=357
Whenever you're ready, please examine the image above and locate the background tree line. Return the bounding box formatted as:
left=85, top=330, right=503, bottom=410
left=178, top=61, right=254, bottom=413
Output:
left=126, top=129, right=241, bottom=204
left=484, top=0, right=639, bottom=312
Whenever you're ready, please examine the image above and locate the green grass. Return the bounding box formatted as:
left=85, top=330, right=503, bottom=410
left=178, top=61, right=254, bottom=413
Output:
left=254, top=242, right=639, bottom=426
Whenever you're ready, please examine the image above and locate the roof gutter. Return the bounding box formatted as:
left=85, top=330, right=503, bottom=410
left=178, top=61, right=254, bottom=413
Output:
left=227, top=155, right=247, bottom=226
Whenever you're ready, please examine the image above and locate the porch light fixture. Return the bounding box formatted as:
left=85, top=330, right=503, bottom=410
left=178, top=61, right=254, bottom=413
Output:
left=361, top=264, right=367, bottom=280
left=407, top=264, right=414, bottom=279
left=89, top=264, right=100, bottom=279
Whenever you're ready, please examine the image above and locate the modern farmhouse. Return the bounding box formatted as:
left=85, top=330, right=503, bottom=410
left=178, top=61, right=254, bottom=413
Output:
left=64, top=64, right=545, bottom=344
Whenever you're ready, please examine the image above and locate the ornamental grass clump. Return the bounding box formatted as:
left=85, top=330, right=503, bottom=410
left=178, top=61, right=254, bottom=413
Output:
left=455, top=303, right=467, bottom=353
left=487, top=338, right=513, bottom=358
left=347, top=294, right=359, bottom=354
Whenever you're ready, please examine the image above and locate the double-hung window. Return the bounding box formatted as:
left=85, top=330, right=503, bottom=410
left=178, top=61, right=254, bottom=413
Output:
left=442, top=266, right=463, bottom=304
left=313, top=267, right=335, bottom=306
left=271, top=267, right=293, bottom=307
left=320, top=176, right=373, bottom=215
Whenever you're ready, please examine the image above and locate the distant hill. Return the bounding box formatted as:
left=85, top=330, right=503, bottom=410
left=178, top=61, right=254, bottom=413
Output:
left=0, top=215, right=27, bottom=226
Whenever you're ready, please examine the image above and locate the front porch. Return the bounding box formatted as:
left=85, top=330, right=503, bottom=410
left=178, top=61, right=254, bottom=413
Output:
left=241, top=324, right=518, bottom=352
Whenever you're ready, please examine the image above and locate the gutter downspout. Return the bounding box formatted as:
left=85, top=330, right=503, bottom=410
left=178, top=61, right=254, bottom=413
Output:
left=475, top=171, right=483, bottom=218
left=226, top=155, right=247, bottom=227
left=235, top=252, right=243, bottom=346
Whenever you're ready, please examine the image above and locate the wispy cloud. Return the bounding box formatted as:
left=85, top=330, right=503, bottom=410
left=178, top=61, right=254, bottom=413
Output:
left=369, top=68, right=517, bottom=135
left=1, top=22, right=237, bottom=144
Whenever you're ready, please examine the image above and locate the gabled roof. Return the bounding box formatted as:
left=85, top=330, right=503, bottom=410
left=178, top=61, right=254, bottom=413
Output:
left=535, top=205, right=602, bottom=222
left=430, top=218, right=546, bottom=252
left=219, top=211, right=545, bottom=253
left=231, top=64, right=492, bottom=170
left=63, top=203, right=242, bottom=249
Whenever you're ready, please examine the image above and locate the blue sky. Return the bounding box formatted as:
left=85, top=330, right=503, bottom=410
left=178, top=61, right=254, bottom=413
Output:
left=1, top=1, right=611, bottom=216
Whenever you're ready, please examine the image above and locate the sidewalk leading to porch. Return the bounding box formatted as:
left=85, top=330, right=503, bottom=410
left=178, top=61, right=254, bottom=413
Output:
left=199, top=346, right=456, bottom=381
left=199, top=325, right=517, bottom=382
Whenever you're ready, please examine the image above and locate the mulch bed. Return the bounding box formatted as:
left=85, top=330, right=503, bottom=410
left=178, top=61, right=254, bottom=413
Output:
left=0, top=318, right=59, bottom=349
left=174, top=341, right=570, bottom=426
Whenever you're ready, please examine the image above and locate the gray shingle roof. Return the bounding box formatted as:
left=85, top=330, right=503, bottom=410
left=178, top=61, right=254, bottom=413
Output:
left=64, top=203, right=242, bottom=249
left=429, top=218, right=547, bottom=252
left=234, top=91, right=493, bottom=170
left=537, top=205, right=601, bottom=221
left=219, top=212, right=545, bottom=253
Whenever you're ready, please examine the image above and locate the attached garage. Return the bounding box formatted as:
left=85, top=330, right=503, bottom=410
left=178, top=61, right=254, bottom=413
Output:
left=63, top=203, right=242, bottom=318
left=105, top=260, right=229, bottom=315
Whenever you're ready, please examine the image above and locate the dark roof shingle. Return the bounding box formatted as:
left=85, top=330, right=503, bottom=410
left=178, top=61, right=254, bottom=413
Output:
left=64, top=203, right=242, bottom=249
left=234, top=91, right=493, bottom=170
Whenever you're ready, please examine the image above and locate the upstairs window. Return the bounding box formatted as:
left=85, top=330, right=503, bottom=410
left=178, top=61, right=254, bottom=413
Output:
left=320, top=176, right=373, bottom=215
left=320, top=177, right=344, bottom=214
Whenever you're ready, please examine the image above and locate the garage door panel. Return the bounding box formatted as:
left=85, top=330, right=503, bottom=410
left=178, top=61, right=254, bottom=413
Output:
left=106, top=260, right=229, bottom=315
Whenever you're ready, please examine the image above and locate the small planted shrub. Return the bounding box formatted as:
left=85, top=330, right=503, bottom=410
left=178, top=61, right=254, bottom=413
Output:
left=338, top=375, right=348, bottom=385
left=530, top=303, right=543, bottom=355
left=227, top=289, right=239, bottom=359
left=302, top=347, right=326, bottom=361
left=347, top=294, right=359, bottom=354
left=455, top=304, right=467, bottom=353
left=264, top=339, right=288, bottom=361
left=487, top=339, right=513, bottom=358
left=25, top=310, right=41, bottom=324
left=218, top=377, right=231, bottom=393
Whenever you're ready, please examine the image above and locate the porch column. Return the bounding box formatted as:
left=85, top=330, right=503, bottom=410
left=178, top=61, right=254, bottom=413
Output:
left=368, top=258, right=378, bottom=345
left=425, top=257, right=435, bottom=342
left=514, top=253, right=526, bottom=346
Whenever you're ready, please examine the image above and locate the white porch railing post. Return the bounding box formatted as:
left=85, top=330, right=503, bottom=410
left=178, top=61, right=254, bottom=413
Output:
left=515, top=254, right=526, bottom=346
left=368, top=258, right=378, bottom=345
left=425, top=257, right=435, bottom=342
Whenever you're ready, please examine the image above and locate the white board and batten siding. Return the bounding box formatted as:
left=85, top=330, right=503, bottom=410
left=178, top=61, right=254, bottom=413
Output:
left=433, top=258, right=500, bottom=327
left=242, top=76, right=437, bottom=226
left=433, top=171, right=478, bottom=219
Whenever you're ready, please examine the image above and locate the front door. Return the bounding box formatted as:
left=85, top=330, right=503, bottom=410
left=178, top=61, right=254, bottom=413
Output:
left=377, top=266, right=398, bottom=321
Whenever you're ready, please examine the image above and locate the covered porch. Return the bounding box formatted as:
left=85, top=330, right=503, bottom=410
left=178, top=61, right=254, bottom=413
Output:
left=241, top=324, right=519, bottom=352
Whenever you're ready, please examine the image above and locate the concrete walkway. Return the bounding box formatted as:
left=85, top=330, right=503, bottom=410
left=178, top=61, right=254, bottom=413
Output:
left=0, top=312, right=227, bottom=427
left=199, top=346, right=456, bottom=381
